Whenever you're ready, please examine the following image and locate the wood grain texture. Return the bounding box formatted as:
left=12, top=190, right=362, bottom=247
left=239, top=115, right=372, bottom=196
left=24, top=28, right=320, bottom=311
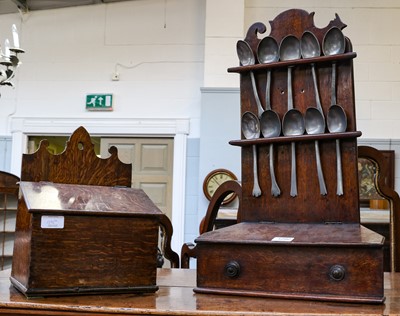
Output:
left=11, top=183, right=162, bottom=296
left=196, top=223, right=384, bottom=302
left=20, top=126, right=132, bottom=187
left=358, top=146, right=400, bottom=272
left=11, top=126, right=171, bottom=296
left=194, top=9, right=384, bottom=302
left=1, top=269, right=400, bottom=315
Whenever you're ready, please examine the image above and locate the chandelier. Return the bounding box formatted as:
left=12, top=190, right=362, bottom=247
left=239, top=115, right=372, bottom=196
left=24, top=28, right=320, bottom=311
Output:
left=0, top=24, right=24, bottom=88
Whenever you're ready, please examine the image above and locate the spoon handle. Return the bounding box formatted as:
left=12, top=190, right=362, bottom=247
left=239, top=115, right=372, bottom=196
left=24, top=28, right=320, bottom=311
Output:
left=335, top=139, right=344, bottom=195
left=252, top=145, right=262, bottom=197
left=265, top=69, right=272, bottom=111
left=250, top=71, right=264, bottom=117
left=311, top=64, right=323, bottom=117
left=331, top=62, right=337, bottom=105
left=287, top=67, right=293, bottom=111
left=269, top=143, right=281, bottom=197
left=314, top=140, right=327, bottom=195
left=290, top=141, right=297, bottom=197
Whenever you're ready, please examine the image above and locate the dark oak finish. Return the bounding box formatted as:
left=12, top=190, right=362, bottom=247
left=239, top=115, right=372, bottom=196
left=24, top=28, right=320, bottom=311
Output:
left=11, top=182, right=162, bottom=297
left=1, top=269, right=400, bottom=315
left=18, top=126, right=179, bottom=268
left=195, top=222, right=384, bottom=303
left=11, top=126, right=180, bottom=297
left=183, top=147, right=399, bottom=273
left=0, top=171, right=20, bottom=270
left=358, top=146, right=400, bottom=272
left=20, top=126, right=132, bottom=187
left=228, top=10, right=359, bottom=222
left=0, top=171, right=19, bottom=195
left=194, top=9, right=385, bottom=303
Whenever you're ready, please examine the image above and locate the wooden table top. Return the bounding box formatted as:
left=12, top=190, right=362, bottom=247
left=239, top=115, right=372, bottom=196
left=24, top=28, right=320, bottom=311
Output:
left=0, top=268, right=399, bottom=315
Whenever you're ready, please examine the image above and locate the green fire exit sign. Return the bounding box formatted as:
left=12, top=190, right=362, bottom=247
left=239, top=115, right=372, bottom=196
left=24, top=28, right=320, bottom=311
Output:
left=86, top=94, right=113, bottom=111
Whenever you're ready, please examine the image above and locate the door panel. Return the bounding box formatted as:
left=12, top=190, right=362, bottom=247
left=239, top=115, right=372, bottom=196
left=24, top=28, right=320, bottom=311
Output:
left=100, top=138, right=173, bottom=220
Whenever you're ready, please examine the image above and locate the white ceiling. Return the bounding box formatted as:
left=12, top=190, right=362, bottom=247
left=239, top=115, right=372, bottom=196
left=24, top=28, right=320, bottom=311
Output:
left=0, top=0, right=134, bottom=14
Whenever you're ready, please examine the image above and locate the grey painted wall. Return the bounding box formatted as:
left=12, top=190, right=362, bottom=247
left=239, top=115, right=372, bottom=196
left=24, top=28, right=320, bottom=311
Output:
left=0, top=137, right=12, bottom=172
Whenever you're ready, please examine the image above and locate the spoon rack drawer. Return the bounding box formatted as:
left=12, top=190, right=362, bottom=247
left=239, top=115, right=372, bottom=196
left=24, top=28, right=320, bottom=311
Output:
left=195, top=9, right=384, bottom=304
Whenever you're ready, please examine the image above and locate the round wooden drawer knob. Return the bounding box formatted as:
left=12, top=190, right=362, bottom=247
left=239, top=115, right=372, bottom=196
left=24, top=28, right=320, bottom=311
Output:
left=329, top=264, right=346, bottom=281
left=225, top=261, right=241, bottom=278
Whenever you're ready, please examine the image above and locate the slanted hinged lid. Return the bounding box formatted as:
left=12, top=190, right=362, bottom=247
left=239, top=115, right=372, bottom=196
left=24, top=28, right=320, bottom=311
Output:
left=19, top=181, right=163, bottom=217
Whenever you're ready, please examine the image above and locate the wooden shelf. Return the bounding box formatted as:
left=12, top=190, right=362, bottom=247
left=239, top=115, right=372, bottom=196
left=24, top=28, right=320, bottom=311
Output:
left=230, top=131, right=361, bottom=147
left=228, top=52, right=357, bottom=74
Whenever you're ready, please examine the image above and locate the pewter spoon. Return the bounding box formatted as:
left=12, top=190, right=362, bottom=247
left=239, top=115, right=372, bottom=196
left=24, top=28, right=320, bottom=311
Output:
left=236, top=40, right=264, bottom=117
left=257, top=36, right=281, bottom=197
left=323, top=27, right=347, bottom=196
left=280, top=35, right=305, bottom=197
left=301, top=31, right=327, bottom=195
left=242, top=111, right=262, bottom=197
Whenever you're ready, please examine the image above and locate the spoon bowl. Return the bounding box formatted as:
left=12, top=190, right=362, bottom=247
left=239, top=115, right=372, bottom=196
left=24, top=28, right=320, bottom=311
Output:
left=242, top=111, right=260, bottom=139
left=236, top=40, right=255, bottom=66
left=258, top=36, right=279, bottom=64
left=260, top=111, right=281, bottom=138
left=322, top=27, right=346, bottom=56
left=305, top=108, right=325, bottom=135
left=279, top=35, right=301, bottom=61
left=241, top=111, right=262, bottom=197
left=301, top=31, right=320, bottom=59
left=327, top=105, right=347, bottom=133
left=282, top=110, right=305, bottom=136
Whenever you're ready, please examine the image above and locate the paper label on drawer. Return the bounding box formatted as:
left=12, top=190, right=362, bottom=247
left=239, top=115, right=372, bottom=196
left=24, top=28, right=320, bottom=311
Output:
left=271, top=237, right=294, bottom=242
left=41, top=215, right=64, bottom=229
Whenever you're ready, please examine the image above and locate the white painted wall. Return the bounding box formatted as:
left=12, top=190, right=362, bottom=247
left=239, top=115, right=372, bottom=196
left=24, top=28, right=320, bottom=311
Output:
left=0, top=0, right=205, bottom=136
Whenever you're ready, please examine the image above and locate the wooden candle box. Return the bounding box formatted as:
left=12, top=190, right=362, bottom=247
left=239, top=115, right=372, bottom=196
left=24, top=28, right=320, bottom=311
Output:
left=195, top=222, right=385, bottom=303
left=11, top=181, right=162, bottom=297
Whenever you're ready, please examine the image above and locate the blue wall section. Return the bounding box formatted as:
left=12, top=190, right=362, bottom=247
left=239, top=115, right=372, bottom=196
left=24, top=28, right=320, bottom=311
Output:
left=197, top=87, right=241, bottom=227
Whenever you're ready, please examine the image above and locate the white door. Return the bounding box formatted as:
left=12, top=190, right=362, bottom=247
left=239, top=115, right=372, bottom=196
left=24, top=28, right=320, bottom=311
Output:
left=100, top=138, right=174, bottom=220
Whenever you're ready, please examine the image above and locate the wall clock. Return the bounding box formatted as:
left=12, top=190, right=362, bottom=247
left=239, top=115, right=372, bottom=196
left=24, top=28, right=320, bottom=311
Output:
left=203, top=168, right=238, bottom=205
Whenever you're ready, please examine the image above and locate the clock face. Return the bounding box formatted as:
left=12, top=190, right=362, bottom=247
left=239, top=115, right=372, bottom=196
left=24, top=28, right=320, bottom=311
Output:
left=203, top=169, right=237, bottom=205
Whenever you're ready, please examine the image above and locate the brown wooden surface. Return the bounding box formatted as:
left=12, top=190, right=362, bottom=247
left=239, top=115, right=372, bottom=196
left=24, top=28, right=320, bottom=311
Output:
left=16, top=126, right=179, bottom=268
left=229, top=9, right=359, bottom=223
left=0, top=171, right=20, bottom=270
left=11, top=182, right=161, bottom=296
left=195, top=222, right=384, bottom=303
left=11, top=126, right=179, bottom=296
left=186, top=145, right=399, bottom=273
left=19, top=181, right=163, bottom=216
left=0, top=268, right=400, bottom=315
left=20, top=126, right=132, bottom=187
left=358, top=146, right=400, bottom=272
left=0, top=171, right=19, bottom=195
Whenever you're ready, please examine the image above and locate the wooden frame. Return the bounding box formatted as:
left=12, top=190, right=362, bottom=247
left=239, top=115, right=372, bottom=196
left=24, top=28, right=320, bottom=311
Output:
left=359, top=150, right=395, bottom=208
left=202, top=169, right=238, bottom=205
